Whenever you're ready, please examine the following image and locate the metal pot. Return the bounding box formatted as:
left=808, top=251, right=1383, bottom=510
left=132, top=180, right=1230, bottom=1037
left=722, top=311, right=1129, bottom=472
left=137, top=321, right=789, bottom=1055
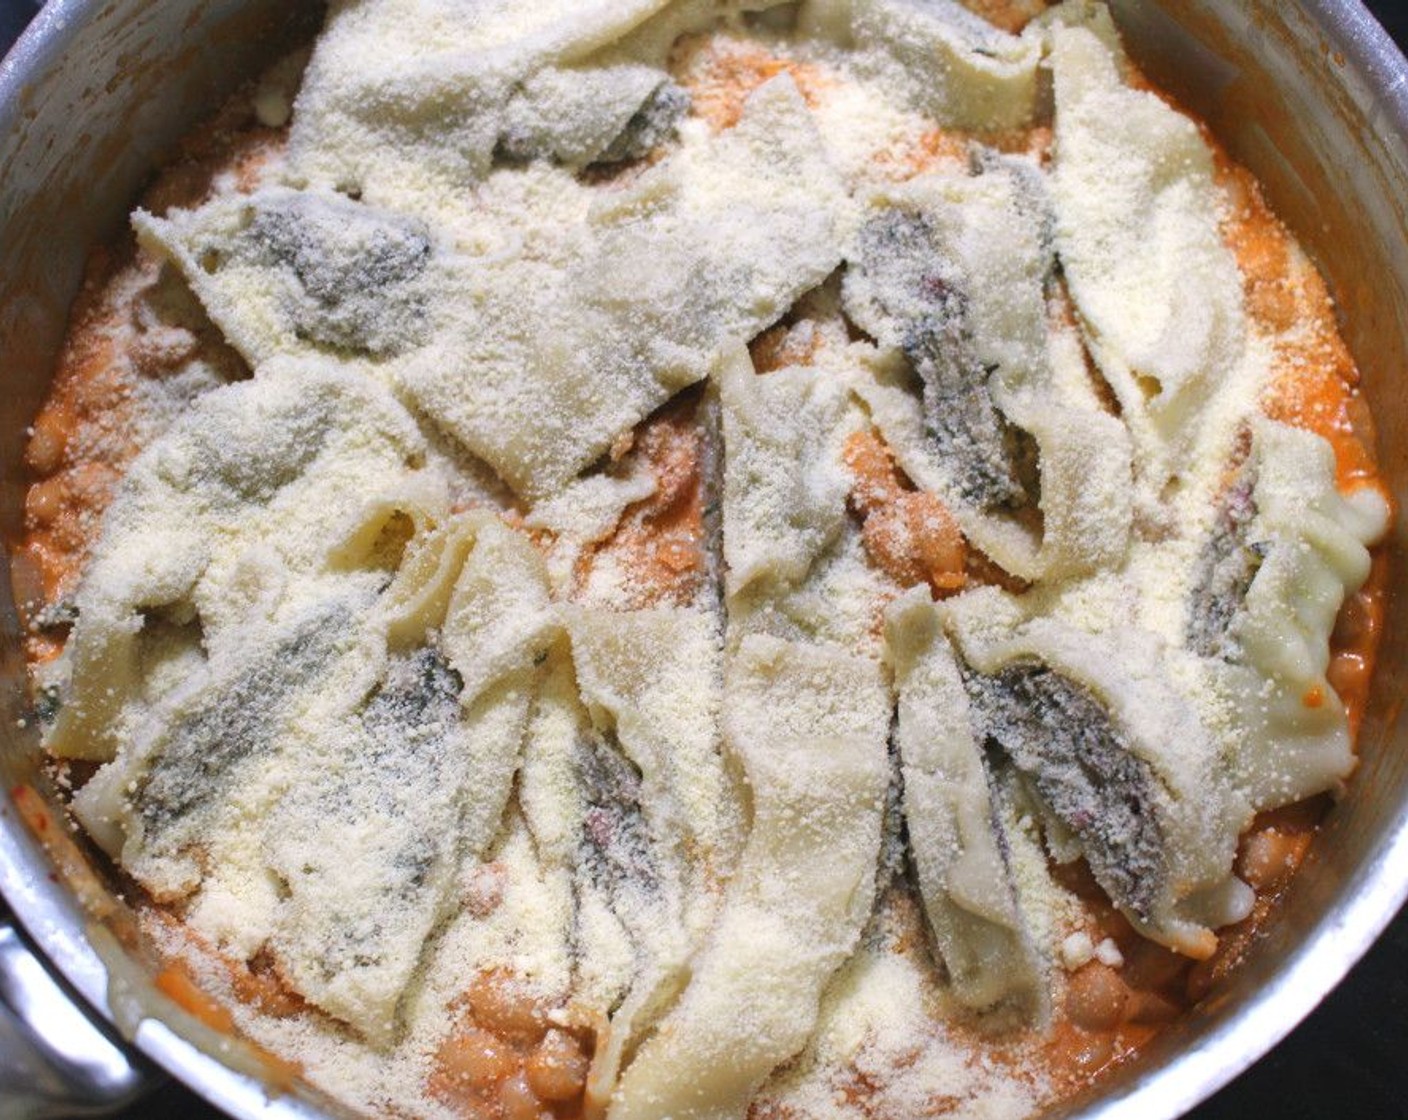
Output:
left=0, top=2, right=1404, bottom=1117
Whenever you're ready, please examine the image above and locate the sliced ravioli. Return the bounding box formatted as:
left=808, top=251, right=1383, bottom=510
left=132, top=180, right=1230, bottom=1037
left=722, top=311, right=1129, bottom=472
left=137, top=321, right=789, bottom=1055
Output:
left=564, top=607, right=736, bottom=915
left=135, top=187, right=439, bottom=365
left=513, top=651, right=622, bottom=1000
left=943, top=588, right=1253, bottom=958
left=1048, top=20, right=1251, bottom=478
left=45, top=365, right=430, bottom=762
left=290, top=0, right=803, bottom=215
left=262, top=653, right=534, bottom=1045
left=262, top=514, right=555, bottom=1046
left=718, top=342, right=902, bottom=650
left=142, top=77, right=849, bottom=503
left=508, top=606, right=738, bottom=1108
left=609, top=634, right=889, bottom=1120
left=799, top=0, right=1041, bottom=130
left=846, top=162, right=1133, bottom=581
left=718, top=344, right=859, bottom=599
left=1200, top=420, right=1389, bottom=811
left=288, top=0, right=679, bottom=207
left=75, top=509, right=554, bottom=1043
left=564, top=606, right=737, bottom=1108
left=71, top=593, right=369, bottom=900
left=399, top=75, right=851, bottom=500
left=885, top=586, right=1047, bottom=1017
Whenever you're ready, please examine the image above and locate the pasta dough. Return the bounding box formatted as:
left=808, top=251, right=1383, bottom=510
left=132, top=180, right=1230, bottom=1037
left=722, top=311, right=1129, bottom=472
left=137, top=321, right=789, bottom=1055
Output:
left=886, top=586, right=1049, bottom=1015
left=1048, top=18, right=1251, bottom=482
left=1207, top=420, right=1390, bottom=811
left=845, top=162, right=1134, bottom=581
left=609, top=635, right=890, bottom=1120
left=941, top=587, right=1254, bottom=958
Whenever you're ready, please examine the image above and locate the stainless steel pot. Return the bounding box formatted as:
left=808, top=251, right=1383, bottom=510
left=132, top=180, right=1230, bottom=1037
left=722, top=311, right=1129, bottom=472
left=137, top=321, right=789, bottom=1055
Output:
left=0, top=2, right=1404, bottom=1118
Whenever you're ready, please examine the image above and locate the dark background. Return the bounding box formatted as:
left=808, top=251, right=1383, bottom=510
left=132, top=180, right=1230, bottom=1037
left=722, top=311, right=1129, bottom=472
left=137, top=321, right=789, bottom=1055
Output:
left=1, top=0, right=1406, bottom=1117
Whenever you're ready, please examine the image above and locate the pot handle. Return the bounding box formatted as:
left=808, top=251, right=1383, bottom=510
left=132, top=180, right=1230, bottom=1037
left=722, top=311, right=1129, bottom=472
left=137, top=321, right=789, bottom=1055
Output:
left=0, top=918, right=154, bottom=1119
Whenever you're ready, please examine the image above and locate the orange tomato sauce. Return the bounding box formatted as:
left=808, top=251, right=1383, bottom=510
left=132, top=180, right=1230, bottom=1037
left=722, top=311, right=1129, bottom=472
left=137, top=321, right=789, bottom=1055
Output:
left=152, top=955, right=305, bottom=1093
left=155, top=962, right=238, bottom=1034
left=956, top=0, right=1049, bottom=34
left=672, top=32, right=835, bottom=133
left=574, top=388, right=714, bottom=609
left=843, top=429, right=968, bottom=594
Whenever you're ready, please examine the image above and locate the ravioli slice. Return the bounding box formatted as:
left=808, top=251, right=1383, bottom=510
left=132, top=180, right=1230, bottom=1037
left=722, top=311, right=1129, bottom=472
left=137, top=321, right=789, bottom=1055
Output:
left=800, top=0, right=1041, bottom=130
left=75, top=507, right=554, bottom=1044
left=609, top=634, right=889, bottom=1120
left=846, top=162, right=1133, bottom=581
left=400, top=75, right=850, bottom=500
left=1197, top=420, right=1389, bottom=811
left=564, top=607, right=735, bottom=921
left=1047, top=17, right=1250, bottom=479
left=288, top=0, right=679, bottom=207
left=263, top=644, right=544, bottom=1041
left=70, top=592, right=371, bottom=901
left=294, top=518, right=553, bottom=1037
left=134, top=187, right=441, bottom=366
left=718, top=341, right=906, bottom=651
left=263, top=653, right=535, bottom=1046
left=718, top=344, right=858, bottom=599
left=144, top=77, right=849, bottom=502
left=509, top=606, right=739, bottom=1108
left=943, top=588, right=1253, bottom=958
left=563, top=606, right=737, bottom=1109
left=256, top=512, right=553, bottom=1042
left=45, top=365, right=429, bottom=762
left=290, top=0, right=806, bottom=216
left=885, top=587, right=1047, bottom=1017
